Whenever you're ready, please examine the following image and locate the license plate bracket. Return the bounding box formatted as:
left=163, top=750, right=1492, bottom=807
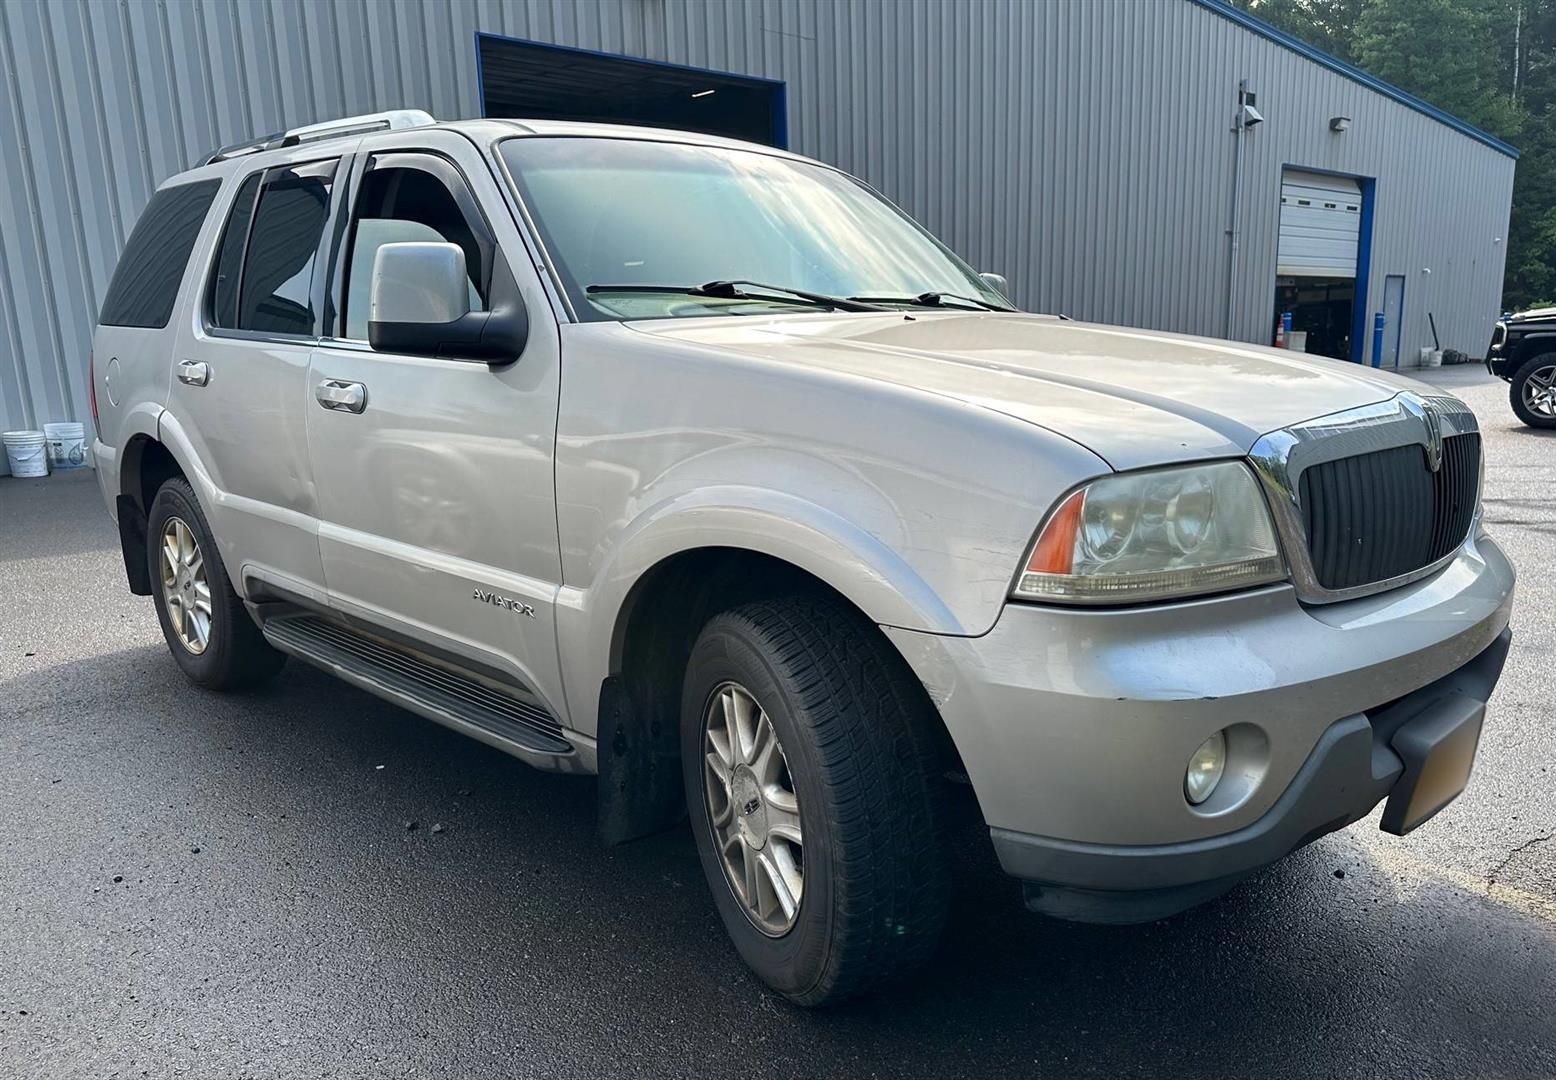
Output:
left=1380, top=691, right=1486, bottom=836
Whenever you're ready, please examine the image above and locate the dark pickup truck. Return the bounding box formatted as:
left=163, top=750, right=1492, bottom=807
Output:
left=1487, top=307, right=1556, bottom=427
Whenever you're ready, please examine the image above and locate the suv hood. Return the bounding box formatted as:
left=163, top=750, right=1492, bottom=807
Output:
left=627, top=311, right=1426, bottom=470
left=1508, top=305, right=1556, bottom=323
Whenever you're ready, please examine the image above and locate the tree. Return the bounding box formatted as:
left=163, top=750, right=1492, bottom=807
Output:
left=1502, top=1, right=1556, bottom=305
left=1353, top=0, right=1521, bottom=135
left=1229, top=0, right=1370, bottom=62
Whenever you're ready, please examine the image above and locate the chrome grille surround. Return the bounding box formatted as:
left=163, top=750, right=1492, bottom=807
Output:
left=1248, top=392, right=1481, bottom=605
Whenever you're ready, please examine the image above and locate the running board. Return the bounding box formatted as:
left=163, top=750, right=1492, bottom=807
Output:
left=261, top=613, right=573, bottom=758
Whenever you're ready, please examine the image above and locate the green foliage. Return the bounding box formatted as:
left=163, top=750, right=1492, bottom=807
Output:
left=1229, top=0, right=1369, bottom=61
left=1234, top=0, right=1556, bottom=310
left=1355, top=0, right=1521, bottom=133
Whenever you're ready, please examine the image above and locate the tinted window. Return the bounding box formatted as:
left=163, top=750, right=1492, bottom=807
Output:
left=99, top=180, right=220, bottom=328
left=235, top=159, right=338, bottom=336
left=207, top=172, right=261, bottom=329
left=340, top=161, right=487, bottom=341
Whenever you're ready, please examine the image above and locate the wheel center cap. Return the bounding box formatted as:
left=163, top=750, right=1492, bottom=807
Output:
left=731, top=766, right=768, bottom=848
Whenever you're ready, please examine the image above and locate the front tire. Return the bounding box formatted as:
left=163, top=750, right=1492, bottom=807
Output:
left=146, top=478, right=285, bottom=690
left=1510, top=353, right=1556, bottom=428
left=681, top=597, right=950, bottom=1006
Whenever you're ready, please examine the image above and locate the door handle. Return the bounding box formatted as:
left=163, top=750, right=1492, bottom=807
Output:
left=177, top=360, right=210, bottom=387
left=315, top=379, right=368, bottom=413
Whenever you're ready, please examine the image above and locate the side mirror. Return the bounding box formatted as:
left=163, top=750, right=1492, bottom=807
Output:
left=979, top=271, right=1011, bottom=301
left=368, top=241, right=528, bottom=362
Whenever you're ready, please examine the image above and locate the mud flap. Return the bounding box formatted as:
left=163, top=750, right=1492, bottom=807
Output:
left=596, top=675, right=686, bottom=846
left=116, top=494, right=153, bottom=595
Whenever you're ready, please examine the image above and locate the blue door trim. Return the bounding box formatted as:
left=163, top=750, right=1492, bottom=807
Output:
left=1349, top=177, right=1376, bottom=364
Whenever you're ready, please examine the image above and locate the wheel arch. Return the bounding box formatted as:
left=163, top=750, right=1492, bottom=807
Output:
left=595, top=544, right=965, bottom=846
left=120, top=431, right=189, bottom=514
left=113, top=431, right=192, bottom=596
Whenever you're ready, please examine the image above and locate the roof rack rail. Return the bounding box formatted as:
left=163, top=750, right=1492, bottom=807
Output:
left=201, top=109, right=436, bottom=166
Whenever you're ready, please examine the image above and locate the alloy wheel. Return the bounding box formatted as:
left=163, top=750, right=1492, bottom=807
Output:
left=1522, top=363, right=1556, bottom=417
left=702, top=681, right=805, bottom=936
left=159, top=516, right=212, bottom=654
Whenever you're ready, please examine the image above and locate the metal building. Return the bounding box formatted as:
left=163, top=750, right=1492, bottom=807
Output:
left=0, top=0, right=1517, bottom=468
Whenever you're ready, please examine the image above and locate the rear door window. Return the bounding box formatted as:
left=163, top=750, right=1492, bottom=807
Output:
left=231, top=159, right=339, bottom=336
left=206, top=172, right=262, bottom=329
left=99, top=179, right=221, bottom=328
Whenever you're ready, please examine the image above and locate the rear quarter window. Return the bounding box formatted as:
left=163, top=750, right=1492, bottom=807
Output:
left=99, top=179, right=221, bottom=329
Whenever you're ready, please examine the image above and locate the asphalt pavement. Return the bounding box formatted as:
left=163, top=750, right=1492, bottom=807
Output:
left=2, top=363, right=1553, bottom=1079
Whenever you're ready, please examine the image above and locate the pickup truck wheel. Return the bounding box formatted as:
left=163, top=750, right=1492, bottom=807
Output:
left=1510, top=353, right=1556, bottom=428
left=681, top=597, right=950, bottom=1005
left=146, top=478, right=285, bottom=690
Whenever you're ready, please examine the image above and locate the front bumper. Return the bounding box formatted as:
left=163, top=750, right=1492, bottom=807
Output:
left=1006, top=630, right=1507, bottom=922
left=884, top=534, right=1515, bottom=922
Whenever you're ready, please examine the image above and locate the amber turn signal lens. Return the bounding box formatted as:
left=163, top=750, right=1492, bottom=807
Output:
left=1025, top=488, right=1085, bottom=576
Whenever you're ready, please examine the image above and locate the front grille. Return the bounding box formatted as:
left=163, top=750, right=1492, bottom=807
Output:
left=1298, top=433, right=1480, bottom=591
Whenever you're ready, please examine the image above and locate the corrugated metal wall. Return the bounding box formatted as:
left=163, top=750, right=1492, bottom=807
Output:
left=0, top=0, right=1515, bottom=461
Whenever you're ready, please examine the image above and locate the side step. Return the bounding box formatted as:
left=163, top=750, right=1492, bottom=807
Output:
left=262, top=613, right=573, bottom=757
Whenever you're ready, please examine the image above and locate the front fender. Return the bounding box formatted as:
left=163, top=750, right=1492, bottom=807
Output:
left=1513, top=331, right=1556, bottom=363
left=608, top=485, right=963, bottom=631
left=553, top=484, right=960, bottom=741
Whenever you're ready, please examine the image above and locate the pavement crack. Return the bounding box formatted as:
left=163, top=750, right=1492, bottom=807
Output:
left=1488, top=832, right=1553, bottom=884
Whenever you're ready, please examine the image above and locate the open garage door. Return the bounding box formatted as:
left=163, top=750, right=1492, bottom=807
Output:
left=477, top=34, right=786, bottom=147
left=1277, top=170, right=1362, bottom=277
left=1273, top=169, right=1364, bottom=360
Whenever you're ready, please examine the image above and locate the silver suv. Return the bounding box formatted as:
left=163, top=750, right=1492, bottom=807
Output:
left=90, top=111, right=1515, bottom=1005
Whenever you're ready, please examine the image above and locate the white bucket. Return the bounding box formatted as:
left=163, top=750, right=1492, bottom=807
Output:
left=43, top=421, right=87, bottom=469
left=2, top=430, right=50, bottom=478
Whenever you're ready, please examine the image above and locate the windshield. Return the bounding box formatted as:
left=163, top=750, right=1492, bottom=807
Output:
left=499, top=136, right=1011, bottom=321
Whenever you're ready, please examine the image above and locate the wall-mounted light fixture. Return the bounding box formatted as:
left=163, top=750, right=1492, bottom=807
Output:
left=691, top=88, right=717, bottom=99
left=1329, top=116, right=1351, bottom=132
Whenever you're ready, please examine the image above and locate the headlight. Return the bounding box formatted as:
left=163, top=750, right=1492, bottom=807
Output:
left=1014, top=461, right=1285, bottom=604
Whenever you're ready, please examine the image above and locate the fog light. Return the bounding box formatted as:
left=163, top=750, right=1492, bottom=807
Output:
left=1185, top=731, right=1227, bottom=805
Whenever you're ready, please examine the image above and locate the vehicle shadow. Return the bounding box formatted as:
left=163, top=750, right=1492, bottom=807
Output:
left=1502, top=423, right=1556, bottom=439
left=5, top=644, right=1555, bottom=1078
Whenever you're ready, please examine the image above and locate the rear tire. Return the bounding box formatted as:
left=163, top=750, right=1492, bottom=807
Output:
left=681, top=596, right=950, bottom=1006
left=1509, top=353, right=1556, bottom=428
left=146, top=477, right=285, bottom=690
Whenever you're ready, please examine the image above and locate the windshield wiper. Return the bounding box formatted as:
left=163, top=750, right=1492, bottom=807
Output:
left=848, top=290, right=1014, bottom=312
left=586, top=280, right=890, bottom=313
